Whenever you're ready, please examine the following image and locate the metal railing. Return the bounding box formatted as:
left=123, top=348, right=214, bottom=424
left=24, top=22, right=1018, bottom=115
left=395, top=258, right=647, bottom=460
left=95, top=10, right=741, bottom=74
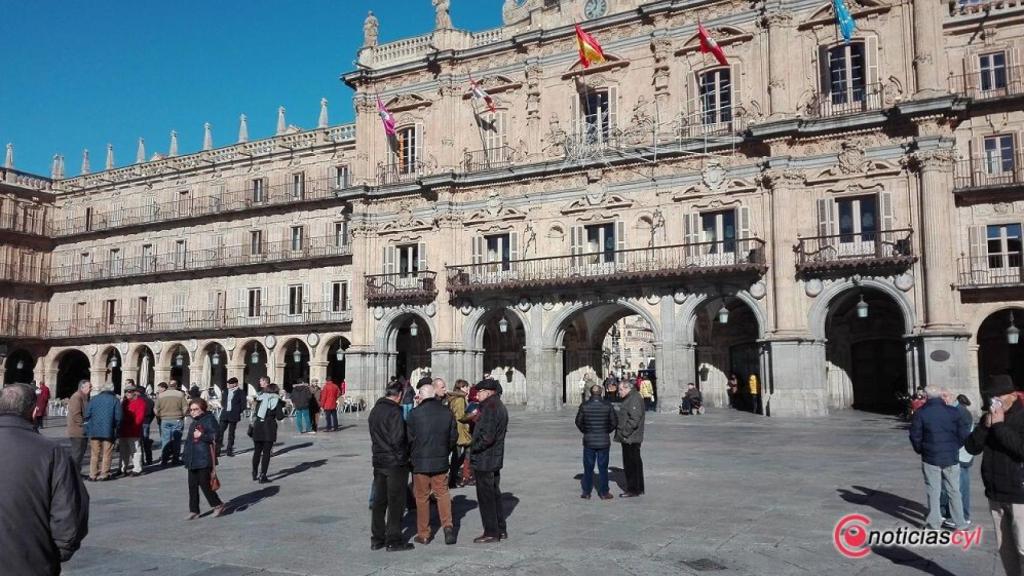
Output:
left=954, top=154, right=1024, bottom=190
left=806, top=83, right=884, bottom=119
left=462, top=146, right=514, bottom=172
left=446, top=239, right=766, bottom=293
left=949, top=64, right=1024, bottom=100
left=365, top=272, right=438, bottom=304
left=376, top=162, right=427, bottom=186
left=45, top=301, right=352, bottom=340
left=0, top=262, right=49, bottom=285
left=795, top=229, right=916, bottom=271
left=0, top=212, right=51, bottom=237
left=52, top=175, right=352, bottom=237
left=959, top=255, right=1024, bottom=288
left=949, top=0, right=1024, bottom=16
left=50, top=234, right=351, bottom=285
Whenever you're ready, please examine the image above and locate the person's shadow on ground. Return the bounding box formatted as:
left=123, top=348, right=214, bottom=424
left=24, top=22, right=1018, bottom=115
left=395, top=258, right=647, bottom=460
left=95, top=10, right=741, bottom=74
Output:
left=837, top=485, right=927, bottom=526
left=872, top=545, right=960, bottom=576
left=271, top=442, right=313, bottom=457
left=271, top=459, right=327, bottom=481
left=221, top=485, right=280, bottom=516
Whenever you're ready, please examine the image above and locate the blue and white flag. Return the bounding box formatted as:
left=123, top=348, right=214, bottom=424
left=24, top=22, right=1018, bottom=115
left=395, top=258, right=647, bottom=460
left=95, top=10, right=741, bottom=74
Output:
left=833, top=0, right=856, bottom=43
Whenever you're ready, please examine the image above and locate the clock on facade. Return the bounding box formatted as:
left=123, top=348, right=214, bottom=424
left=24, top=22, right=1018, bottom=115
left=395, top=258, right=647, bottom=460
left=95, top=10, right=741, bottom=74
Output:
left=584, top=0, right=608, bottom=19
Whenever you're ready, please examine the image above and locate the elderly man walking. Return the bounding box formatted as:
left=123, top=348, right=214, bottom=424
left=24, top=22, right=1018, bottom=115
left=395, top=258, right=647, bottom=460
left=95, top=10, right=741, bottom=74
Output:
left=910, top=386, right=970, bottom=530
left=368, top=380, right=414, bottom=552
left=84, top=383, right=122, bottom=481
left=471, top=379, right=509, bottom=543
left=66, top=380, right=92, bottom=474
left=217, top=377, right=244, bottom=456
left=156, top=380, right=188, bottom=466
left=616, top=379, right=646, bottom=497
left=407, top=378, right=458, bottom=545
left=0, top=383, right=89, bottom=576
left=576, top=383, right=618, bottom=500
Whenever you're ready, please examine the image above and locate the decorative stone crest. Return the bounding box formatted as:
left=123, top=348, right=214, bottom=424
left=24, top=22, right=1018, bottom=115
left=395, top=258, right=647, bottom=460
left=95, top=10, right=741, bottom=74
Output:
left=264, top=335, right=277, bottom=349
left=702, top=161, right=728, bottom=193
left=804, top=278, right=824, bottom=297
left=837, top=142, right=867, bottom=174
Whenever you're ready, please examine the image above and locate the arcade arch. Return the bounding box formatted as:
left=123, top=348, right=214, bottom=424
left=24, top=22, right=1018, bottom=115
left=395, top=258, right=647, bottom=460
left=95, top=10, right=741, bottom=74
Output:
left=3, top=349, right=35, bottom=385
left=976, top=307, right=1024, bottom=391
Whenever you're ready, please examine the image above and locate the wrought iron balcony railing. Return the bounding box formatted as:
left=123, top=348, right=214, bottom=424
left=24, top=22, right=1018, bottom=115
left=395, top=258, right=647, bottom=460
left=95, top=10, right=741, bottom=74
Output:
left=0, top=262, right=49, bottom=285
left=376, top=162, right=428, bottom=186
left=949, top=65, right=1024, bottom=101
left=954, top=154, right=1024, bottom=190
left=795, top=229, right=916, bottom=274
left=446, top=239, right=766, bottom=295
left=805, top=83, right=884, bottom=119
left=53, top=175, right=351, bottom=237
left=0, top=212, right=50, bottom=237
left=959, top=255, right=1024, bottom=289
left=50, top=235, right=351, bottom=286
left=0, top=319, right=46, bottom=339
left=462, top=146, right=514, bottom=173
left=365, top=272, right=438, bottom=305
left=45, top=301, right=352, bottom=340
left=949, top=0, right=1024, bottom=17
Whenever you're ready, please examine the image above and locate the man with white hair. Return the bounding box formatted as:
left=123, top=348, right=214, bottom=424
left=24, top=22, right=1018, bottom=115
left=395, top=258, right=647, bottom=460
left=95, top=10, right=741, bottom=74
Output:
left=615, top=378, right=646, bottom=498
left=910, top=386, right=970, bottom=530
left=84, top=382, right=122, bottom=481
left=407, top=379, right=458, bottom=545
left=66, top=379, right=92, bottom=474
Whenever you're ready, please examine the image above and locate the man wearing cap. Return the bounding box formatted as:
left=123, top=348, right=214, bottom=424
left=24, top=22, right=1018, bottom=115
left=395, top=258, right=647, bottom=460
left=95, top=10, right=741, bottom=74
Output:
left=910, top=386, right=970, bottom=530
left=470, top=378, right=509, bottom=543
left=217, top=377, right=244, bottom=456
left=967, top=374, right=1024, bottom=575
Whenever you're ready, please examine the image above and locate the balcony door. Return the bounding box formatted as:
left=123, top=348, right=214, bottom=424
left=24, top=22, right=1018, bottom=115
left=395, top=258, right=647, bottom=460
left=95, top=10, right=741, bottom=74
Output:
left=395, top=126, right=420, bottom=175
left=984, top=134, right=1016, bottom=182
left=816, top=193, right=893, bottom=260
left=698, top=69, right=732, bottom=127
left=570, top=222, right=624, bottom=270
left=825, top=42, right=867, bottom=105
left=472, top=233, right=519, bottom=281
left=684, top=208, right=750, bottom=266
left=576, top=88, right=615, bottom=144
left=986, top=223, right=1023, bottom=284
left=384, top=243, right=427, bottom=290
left=979, top=51, right=1008, bottom=97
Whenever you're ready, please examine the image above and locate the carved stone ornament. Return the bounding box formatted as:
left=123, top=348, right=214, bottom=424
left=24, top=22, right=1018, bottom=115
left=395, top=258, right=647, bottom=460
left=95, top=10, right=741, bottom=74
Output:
left=994, top=202, right=1012, bottom=214
left=117, top=342, right=129, bottom=355
left=702, top=162, right=728, bottom=192
left=460, top=301, right=473, bottom=316
left=543, top=301, right=556, bottom=311
left=804, top=278, right=824, bottom=298
left=837, top=142, right=867, bottom=174
left=674, top=291, right=688, bottom=304
left=225, top=337, right=237, bottom=352
left=517, top=298, right=531, bottom=312
left=895, top=273, right=914, bottom=292
left=188, top=338, right=198, bottom=353
left=88, top=344, right=98, bottom=357
left=264, top=335, right=277, bottom=349
left=748, top=281, right=767, bottom=300
left=152, top=341, right=163, bottom=354
left=425, top=303, right=437, bottom=317
left=374, top=307, right=386, bottom=321
left=306, top=333, right=320, bottom=347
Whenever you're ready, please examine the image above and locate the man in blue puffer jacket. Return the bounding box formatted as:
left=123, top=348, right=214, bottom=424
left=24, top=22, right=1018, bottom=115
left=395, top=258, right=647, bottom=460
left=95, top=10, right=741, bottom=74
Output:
left=910, top=386, right=970, bottom=530
left=84, top=383, right=122, bottom=481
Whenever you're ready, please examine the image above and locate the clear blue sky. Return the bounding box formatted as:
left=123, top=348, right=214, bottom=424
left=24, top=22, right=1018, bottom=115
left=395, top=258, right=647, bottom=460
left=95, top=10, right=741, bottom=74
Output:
left=0, top=1, right=503, bottom=176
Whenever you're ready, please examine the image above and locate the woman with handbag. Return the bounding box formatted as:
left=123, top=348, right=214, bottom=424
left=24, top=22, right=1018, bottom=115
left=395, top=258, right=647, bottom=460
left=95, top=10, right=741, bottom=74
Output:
left=250, top=383, right=286, bottom=484
left=183, top=398, right=225, bottom=520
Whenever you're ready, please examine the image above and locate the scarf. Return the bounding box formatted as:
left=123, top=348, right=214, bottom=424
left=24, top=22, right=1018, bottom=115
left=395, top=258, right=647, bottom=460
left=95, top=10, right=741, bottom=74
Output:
left=254, top=392, right=280, bottom=421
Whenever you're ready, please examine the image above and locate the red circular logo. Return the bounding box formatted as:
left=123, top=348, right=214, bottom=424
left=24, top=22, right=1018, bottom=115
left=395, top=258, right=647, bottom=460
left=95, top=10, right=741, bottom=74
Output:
left=834, top=514, right=872, bottom=559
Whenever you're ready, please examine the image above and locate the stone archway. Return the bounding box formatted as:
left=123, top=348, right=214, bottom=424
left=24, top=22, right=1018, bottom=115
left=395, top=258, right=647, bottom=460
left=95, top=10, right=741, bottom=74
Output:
left=3, top=349, right=36, bottom=385
left=199, top=341, right=228, bottom=390
left=55, top=349, right=90, bottom=398
left=322, top=336, right=350, bottom=383
left=278, top=338, right=311, bottom=391
left=977, top=307, right=1024, bottom=392
left=131, top=345, right=156, bottom=391
left=691, top=296, right=763, bottom=412
left=99, top=346, right=123, bottom=394
left=166, top=344, right=192, bottom=389
left=378, top=311, right=434, bottom=382
left=238, top=340, right=268, bottom=394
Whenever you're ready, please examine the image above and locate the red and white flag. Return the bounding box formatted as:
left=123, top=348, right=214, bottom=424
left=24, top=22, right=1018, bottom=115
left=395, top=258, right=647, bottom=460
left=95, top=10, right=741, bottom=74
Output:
left=376, top=94, right=396, bottom=137
left=698, top=22, right=729, bottom=67
left=469, top=78, right=496, bottom=113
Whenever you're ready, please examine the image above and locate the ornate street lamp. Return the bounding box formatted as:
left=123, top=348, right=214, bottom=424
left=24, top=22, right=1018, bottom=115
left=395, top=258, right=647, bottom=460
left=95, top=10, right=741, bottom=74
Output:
left=1009, top=312, right=1021, bottom=346
left=409, top=321, right=418, bottom=337
left=856, top=295, right=869, bottom=319
left=717, top=302, right=729, bottom=324
left=498, top=316, right=509, bottom=334
left=211, top=352, right=220, bottom=366
left=335, top=347, right=345, bottom=362
left=292, top=345, right=302, bottom=364
left=250, top=350, right=259, bottom=365
left=108, top=356, right=118, bottom=369
left=175, top=352, right=184, bottom=367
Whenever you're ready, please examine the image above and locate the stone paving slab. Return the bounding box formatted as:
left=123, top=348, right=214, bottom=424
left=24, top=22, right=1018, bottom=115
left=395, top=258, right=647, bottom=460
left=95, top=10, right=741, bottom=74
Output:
left=44, top=409, right=1001, bottom=576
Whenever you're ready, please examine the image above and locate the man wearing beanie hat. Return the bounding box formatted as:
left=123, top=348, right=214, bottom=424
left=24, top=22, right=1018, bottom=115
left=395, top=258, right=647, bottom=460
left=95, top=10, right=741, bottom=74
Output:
left=966, top=374, right=1024, bottom=575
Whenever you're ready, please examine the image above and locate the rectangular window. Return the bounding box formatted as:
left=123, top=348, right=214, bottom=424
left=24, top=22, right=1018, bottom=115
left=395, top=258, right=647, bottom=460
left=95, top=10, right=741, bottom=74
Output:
left=79, top=252, right=90, bottom=273
left=984, top=134, right=1015, bottom=176
left=288, top=285, right=304, bottom=315
left=137, top=296, right=148, bottom=322
left=290, top=226, right=304, bottom=251
left=584, top=223, right=616, bottom=263
left=396, top=127, right=418, bottom=174
left=700, top=210, right=737, bottom=254
left=335, top=165, right=350, bottom=189
left=247, top=288, right=262, bottom=317
left=987, top=224, right=1023, bottom=270
left=108, top=248, right=122, bottom=275
left=482, top=110, right=509, bottom=152
left=485, top=233, right=512, bottom=271
left=397, top=244, right=420, bottom=276
left=334, top=222, right=348, bottom=247
left=85, top=207, right=93, bottom=232
left=980, top=52, right=1008, bottom=93
left=104, top=299, right=116, bottom=325
left=177, top=190, right=191, bottom=216
left=827, top=42, right=867, bottom=105
left=699, top=69, right=733, bottom=125
left=291, top=172, right=305, bottom=200
left=250, top=230, right=263, bottom=255
left=252, top=179, right=265, bottom=203
left=174, top=240, right=187, bottom=269
left=836, top=195, right=879, bottom=244
left=331, top=281, right=349, bottom=312
left=74, top=302, right=87, bottom=322
left=141, top=244, right=153, bottom=273
left=582, top=89, right=612, bottom=142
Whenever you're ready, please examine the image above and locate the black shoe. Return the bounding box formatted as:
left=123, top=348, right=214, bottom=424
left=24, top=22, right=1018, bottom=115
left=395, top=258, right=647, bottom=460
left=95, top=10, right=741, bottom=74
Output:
left=619, top=492, right=639, bottom=498
left=225, top=451, right=234, bottom=457
left=444, top=527, right=456, bottom=545
left=370, top=542, right=386, bottom=551
left=386, top=543, right=414, bottom=552
left=498, top=530, right=508, bottom=540
left=473, top=534, right=499, bottom=544
left=252, top=470, right=258, bottom=481
left=258, top=475, right=270, bottom=484
left=581, top=493, right=591, bottom=499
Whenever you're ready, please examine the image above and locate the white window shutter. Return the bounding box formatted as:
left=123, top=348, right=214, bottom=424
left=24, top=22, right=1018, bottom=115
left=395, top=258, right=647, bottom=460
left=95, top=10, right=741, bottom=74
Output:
left=866, top=37, right=880, bottom=89
left=414, top=122, right=424, bottom=169
left=417, top=242, right=427, bottom=272
left=818, top=45, right=831, bottom=97
left=738, top=206, right=752, bottom=239
left=730, top=62, right=742, bottom=123
left=607, top=86, right=618, bottom=134
left=687, top=72, right=699, bottom=121
left=570, top=93, right=580, bottom=137
left=615, top=220, right=626, bottom=263
left=817, top=198, right=836, bottom=236
left=472, top=236, right=483, bottom=265
left=968, top=225, right=988, bottom=261
left=684, top=213, right=701, bottom=257
left=509, top=231, right=519, bottom=262
left=570, top=225, right=582, bottom=255
left=879, top=190, right=894, bottom=231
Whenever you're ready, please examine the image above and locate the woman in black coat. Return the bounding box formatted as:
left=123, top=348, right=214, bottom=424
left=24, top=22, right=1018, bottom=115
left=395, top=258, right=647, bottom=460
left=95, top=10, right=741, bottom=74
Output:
left=183, top=398, right=224, bottom=519
left=251, top=383, right=286, bottom=483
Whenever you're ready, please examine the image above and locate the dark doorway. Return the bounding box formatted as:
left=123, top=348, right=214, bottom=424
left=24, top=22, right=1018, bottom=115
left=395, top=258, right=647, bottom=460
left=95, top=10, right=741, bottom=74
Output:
left=851, top=339, right=907, bottom=413
left=4, top=349, right=36, bottom=384
left=978, top=308, right=1024, bottom=393
left=57, top=350, right=91, bottom=398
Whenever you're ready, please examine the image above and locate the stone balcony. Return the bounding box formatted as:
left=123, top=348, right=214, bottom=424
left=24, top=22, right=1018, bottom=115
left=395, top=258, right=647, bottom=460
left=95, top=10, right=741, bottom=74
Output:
left=949, top=64, right=1024, bottom=101
left=795, top=229, right=916, bottom=276
left=959, top=256, right=1024, bottom=290
left=365, top=272, right=438, bottom=306
left=50, top=235, right=351, bottom=289
left=0, top=211, right=51, bottom=238
left=804, top=83, right=884, bottom=119
left=446, top=239, right=767, bottom=297
left=0, top=262, right=49, bottom=286
left=953, top=154, right=1024, bottom=203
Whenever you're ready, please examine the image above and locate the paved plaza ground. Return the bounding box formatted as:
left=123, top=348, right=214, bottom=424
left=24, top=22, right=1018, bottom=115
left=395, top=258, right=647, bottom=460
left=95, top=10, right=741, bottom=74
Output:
left=45, top=408, right=1003, bottom=576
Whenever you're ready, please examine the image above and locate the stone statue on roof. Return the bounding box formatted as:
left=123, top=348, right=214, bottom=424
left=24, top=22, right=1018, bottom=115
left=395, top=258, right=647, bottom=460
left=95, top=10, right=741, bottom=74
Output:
left=433, top=0, right=451, bottom=30
left=363, top=11, right=379, bottom=47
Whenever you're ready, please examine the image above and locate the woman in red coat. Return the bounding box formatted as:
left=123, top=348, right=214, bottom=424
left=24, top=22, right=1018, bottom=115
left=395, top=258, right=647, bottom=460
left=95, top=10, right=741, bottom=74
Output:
left=319, top=379, right=342, bottom=432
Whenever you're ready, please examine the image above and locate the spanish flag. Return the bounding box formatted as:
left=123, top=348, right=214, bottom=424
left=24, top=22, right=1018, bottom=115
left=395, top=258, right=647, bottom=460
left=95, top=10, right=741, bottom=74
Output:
left=575, top=24, right=606, bottom=69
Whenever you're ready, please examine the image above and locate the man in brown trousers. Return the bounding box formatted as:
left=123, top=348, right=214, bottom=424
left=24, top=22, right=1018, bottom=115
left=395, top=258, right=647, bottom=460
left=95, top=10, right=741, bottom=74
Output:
left=66, top=379, right=92, bottom=474
left=407, top=379, right=458, bottom=545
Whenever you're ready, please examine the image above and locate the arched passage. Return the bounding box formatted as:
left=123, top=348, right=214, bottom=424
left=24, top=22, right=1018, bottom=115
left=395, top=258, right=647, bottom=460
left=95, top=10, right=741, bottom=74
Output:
left=101, top=347, right=123, bottom=394
left=383, top=313, right=432, bottom=382
left=133, top=345, right=156, bottom=391
left=167, top=344, right=191, bottom=389
left=691, top=296, right=762, bottom=412
left=480, top=310, right=527, bottom=405
left=200, top=342, right=228, bottom=390
left=824, top=287, right=910, bottom=413
left=4, top=349, right=36, bottom=384
left=325, top=337, right=350, bottom=383
left=977, top=307, right=1024, bottom=391
left=56, top=349, right=90, bottom=398
left=241, top=340, right=268, bottom=393
left=280, top=339, right=310, bottom=390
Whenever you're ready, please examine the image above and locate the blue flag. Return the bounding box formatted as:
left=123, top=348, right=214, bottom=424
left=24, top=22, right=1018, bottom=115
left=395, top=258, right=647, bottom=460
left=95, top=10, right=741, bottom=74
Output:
left=833, top=0, right=856, bottom=43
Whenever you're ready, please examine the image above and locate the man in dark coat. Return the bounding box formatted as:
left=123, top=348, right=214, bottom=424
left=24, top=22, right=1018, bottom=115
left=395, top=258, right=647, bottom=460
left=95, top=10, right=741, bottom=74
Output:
left=575, top=384, right=618, bottom=500
left=0, top=383, right=89, bottom=576
left=966, top=375, right=1024, bottom=574
left=615, top=379, right=646, bottom=497
left=407, top=379, right=458, bottom=545
left=290, top=381, right=314, bottom=434
left=470, top=379, right=509, bottom=543
left=910, top=386, right=970, bottom=530
left=217, top=377, right=245, bottom=456
left=368, top=381, right=414, bottom=552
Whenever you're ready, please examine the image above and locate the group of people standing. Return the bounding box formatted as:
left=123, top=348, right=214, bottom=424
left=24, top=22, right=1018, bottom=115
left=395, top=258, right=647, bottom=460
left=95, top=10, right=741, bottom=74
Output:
left=575, top=380, right=646, bottom=499
left=368, top=375, right=508, bottom=551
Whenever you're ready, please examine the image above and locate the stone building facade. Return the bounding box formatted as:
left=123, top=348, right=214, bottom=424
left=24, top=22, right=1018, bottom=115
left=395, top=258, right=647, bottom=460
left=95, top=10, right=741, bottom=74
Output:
left=2, top=0, right=1023, bottom=416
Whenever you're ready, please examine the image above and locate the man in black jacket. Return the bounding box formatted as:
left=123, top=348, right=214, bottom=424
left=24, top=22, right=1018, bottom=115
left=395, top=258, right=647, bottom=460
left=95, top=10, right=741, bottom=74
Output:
left=368, top=381, right=414, bottom=552
left=407, top=379, right=458, bottom=545
left=217, top=377, right=245, bottom=457
left=0, top=383, right=89, bottom=576
left=966, top=374, right=1024, bottom=575
left=576, top=384, right=618, bottom=500
left=470, top=379, right=509, bottom=543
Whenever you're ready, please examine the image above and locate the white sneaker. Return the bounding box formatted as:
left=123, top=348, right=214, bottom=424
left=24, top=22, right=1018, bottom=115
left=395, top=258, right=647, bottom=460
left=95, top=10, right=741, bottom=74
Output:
left=940, top=518, right=955, bottom=530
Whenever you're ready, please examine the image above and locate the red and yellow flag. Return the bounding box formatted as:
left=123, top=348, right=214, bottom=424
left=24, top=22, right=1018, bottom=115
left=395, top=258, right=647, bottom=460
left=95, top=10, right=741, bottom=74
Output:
left=575, top=24, right=606, bottom=68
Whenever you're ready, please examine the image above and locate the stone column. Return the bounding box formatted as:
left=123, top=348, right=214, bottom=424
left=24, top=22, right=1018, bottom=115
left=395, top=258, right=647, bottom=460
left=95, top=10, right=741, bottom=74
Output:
left=763, top=167, right=807, bottom=335
left=764, top=12, right=795, bottom=119
left=154, top=367, right=172, bottom=386
left=912, top=0, right=950, bottom=97
left=911, top=148, right=959, bottom=329
left=309, top=361, right=328, bottom=385
left=765, top=339, right=828, bottom=417
left=227, top=363, right=244, bottom=385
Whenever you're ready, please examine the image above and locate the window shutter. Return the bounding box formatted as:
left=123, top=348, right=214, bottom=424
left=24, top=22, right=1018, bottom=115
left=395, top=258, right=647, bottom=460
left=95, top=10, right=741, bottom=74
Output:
left=738, top=206, right=752, bottom=239
left=570, top=225, right=582, bottom=256
left=384, top=245, right=395, bottom=275
left=968, top=225, right=988, bottom=261
left=472, top=236, right=483, bottom=265
left=607, top=86, right=618, bottom=134
left=686, top=73, right=699, bottom=121
left=414, top=122, right=424, bottom=170
left=818, top=45, right=831, bottom=97
left=730, top=62, right=742, bottom=123
left=879, top=190, right=894, bottom=231
left=615, top=220, right=626, bottom=263
left=417, top=242, right=427, bottom=272
left=509, top=231, right=519, bottom=262
left=569, top=92, right=580, bottom=137
left=865, top=37, right=880, bottom=90
left=817, top=198, right=836, bottom=236
left=684, top=213, right=701, bottom=257
left=303, top=283, right=310, bottom=310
